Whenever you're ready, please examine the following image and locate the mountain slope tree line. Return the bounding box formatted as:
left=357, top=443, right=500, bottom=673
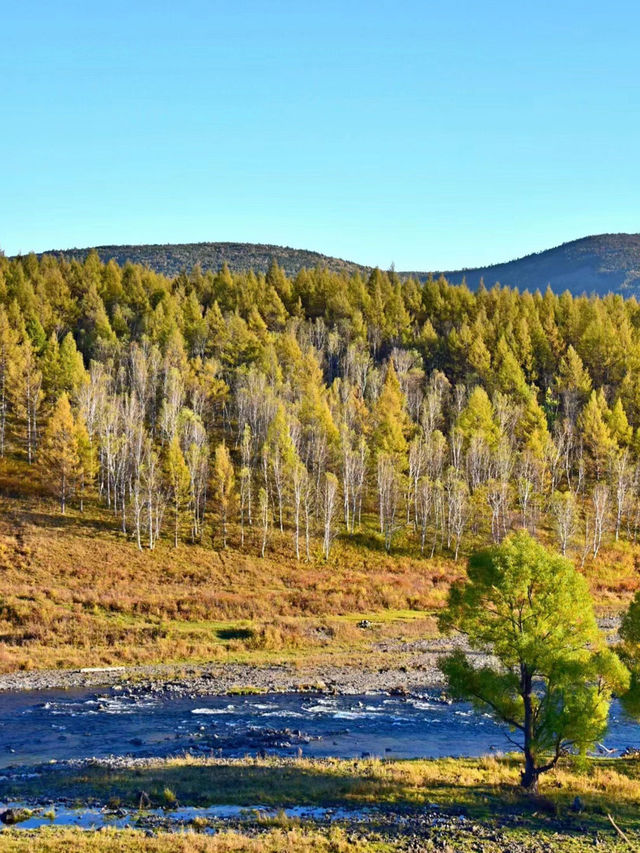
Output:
left=2, top=250, right=640, bottom=561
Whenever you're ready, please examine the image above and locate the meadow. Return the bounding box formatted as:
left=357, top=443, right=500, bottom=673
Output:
left=0, top=450, right=636, bottom=674
left=2, top=755, right=640, bottom=851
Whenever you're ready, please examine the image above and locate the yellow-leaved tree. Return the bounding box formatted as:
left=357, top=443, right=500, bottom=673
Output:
left=39, top=393, right=81, bottom=513
left=212, top=442, right=235, bottom=549
left=164, top=436, right=191, bottom=547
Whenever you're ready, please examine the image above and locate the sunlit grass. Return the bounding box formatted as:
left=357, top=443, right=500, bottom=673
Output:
left=0, top=826, right=386, bottom=853
left=0, top=451, right=637, bottom=672
left=2, top=756, right=640, bottom=850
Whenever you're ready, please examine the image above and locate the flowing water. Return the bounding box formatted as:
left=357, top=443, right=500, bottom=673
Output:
left=1, top=687, right=638, bottom=769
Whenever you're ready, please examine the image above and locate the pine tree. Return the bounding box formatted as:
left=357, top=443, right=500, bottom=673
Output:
left=493, top=337, right=529, bottom=401
left=557, top=345, right=591, bottom=420
left=164, top=436, right=191, bottom=547
left=579, top=391, right=615, bottom=479
left=58, top=332, right=86, bottom=395
left=39, top=394, right=81, bottom=513
left=212, top=442, right=235, bottom=548
left=8, top=338, right=43, bottom=463
left=516, top=392, right=550, bottom=458
left=0, top=306, right=17, bottom=455
left=41, top=333, right=62, bottom=399
left=372, top=361, right=410, bottom=460
left=75, top=413, right=96, bottom=512
left=608, top=398, right=632, bottom=447
left=457, top=386, right=499, bottom=449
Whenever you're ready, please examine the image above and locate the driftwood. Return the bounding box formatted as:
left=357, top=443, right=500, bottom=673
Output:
left=607, top=813, right=636, bottom=850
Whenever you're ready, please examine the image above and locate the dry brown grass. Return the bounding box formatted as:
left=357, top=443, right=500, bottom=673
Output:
left=0, top=453, right=638, bottom=672
left=0, top=458, right=444, bottom=671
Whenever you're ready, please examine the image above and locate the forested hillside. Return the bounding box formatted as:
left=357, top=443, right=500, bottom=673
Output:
left=432, top=233, right=640, bottom=296
left=30, top=232, right=640, bottom=297
left=0, top=249, right=639, bottom=574
left=32, top=242, right=369, bottom=280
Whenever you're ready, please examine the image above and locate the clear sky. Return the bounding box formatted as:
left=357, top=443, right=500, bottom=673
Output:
left=2, top=1, right=639, bottom=270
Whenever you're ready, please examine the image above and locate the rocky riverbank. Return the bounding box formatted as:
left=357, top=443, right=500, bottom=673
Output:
left=0, top=619, right=619, bottom=696
left=0, top=800, right=604, bottom=852
left=0, top=635, right=486, bottom=696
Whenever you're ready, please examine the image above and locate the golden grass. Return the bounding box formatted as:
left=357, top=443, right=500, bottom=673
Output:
left=3, top=756, right=640, bottom=851
left=0, top=452, right=638, bottom=671
left=0, top=827, right=382, bottom=853
left=0, top=457, right=446, bottom=671
left=6, top=753, right=640, bottom=816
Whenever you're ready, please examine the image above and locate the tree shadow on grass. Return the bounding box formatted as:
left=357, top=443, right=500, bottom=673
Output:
left=216, top=627, right=253, bottom=641
left=3, top=759, right=639, bottom=843
left=17, top=507, right=117, bottom=536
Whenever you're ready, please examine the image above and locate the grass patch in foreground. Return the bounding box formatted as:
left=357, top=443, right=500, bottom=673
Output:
left=0, top=827, right=387, bottom=853
left=0, top=818, right=636, bottom=852
left=3, top=755, right=640, bottom=844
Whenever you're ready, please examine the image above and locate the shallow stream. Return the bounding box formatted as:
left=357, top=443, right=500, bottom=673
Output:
left=1, top=687, right=637, bottom=769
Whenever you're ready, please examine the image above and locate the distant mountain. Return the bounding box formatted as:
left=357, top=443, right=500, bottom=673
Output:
left=29, top=233, right=640, bottom=297
left=423, top=233, right=640, bottom=297
left=33, top=242, right=370, bottom=280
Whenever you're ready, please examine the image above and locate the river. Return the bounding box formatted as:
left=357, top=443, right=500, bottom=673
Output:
left=1, top=687, right=638, bottom=769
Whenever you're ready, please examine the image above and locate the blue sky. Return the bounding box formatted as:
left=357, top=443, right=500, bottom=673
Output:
left=2, top=1, right=639, bottom=269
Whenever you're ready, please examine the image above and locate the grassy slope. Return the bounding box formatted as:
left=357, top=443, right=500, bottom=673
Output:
left=0, top=457, right=446, bottom=672
left=0, top=454, right=638, bottom=672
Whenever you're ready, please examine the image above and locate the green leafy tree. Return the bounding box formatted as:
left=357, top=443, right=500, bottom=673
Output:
left=618, top=595, right=640, bottom=720
left=438, top=531, right=628, bottom=791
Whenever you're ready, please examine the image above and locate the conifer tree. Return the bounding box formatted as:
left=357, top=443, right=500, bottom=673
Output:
left=164, top=436, right=191, bottom=547
left=75, top=413, right=96, bottom=512
left=41, top=333, right=61, bottom=399
left=456, top=386, right=499, bottom=450
left=608, top=398, right=632, bottom=447
left=516, top=392, right=550, bottom=458
left=372, top=361, right=410, bottom=460
left=493, top=337, right=529, bottom=401
left=579, top=391, right=615, bottom=479
left=58, top=332, right=87, bottom=396
left=39, top=393, right=81, bottom=513
left=8, top=338, right=43, bottom=463
left=0, top=305, right=17, bottom=455
left=557, top=345, right=592, bottom=420
left=212, top=442, right=235, bottom=548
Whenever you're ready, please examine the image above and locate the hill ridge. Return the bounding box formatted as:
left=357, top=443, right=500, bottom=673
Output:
left=22, top=232, right=640, bottom=297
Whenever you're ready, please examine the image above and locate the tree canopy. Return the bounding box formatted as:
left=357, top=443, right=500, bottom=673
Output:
left=1, top=251, right=640, bottom=562
left=438, top=532, right=628, bottom=790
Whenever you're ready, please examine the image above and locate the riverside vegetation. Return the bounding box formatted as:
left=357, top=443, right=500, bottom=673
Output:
left=4, top=252, right=640, bottom=846
left=4, top=754, right=640, bottom=850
